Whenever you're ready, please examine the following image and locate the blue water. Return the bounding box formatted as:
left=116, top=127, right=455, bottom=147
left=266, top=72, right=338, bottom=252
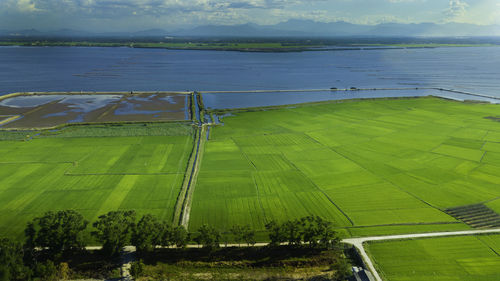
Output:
left=1, top=46, right=499, bottom=98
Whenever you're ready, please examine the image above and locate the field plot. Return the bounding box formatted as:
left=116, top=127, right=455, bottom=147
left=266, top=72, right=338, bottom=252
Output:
left=0, top=123, right=194, bottom=240
left=367, top=235, right=500, bottom=281
left=0, top=92, right=189, bottom=129
left=190, top=97, right=500, bottom=235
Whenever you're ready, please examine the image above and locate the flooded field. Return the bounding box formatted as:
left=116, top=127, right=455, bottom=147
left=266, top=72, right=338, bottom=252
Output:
left=0, top=92, right=190, bottom=129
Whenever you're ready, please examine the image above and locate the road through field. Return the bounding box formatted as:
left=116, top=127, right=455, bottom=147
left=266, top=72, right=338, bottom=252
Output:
left=83, top=228, right=500, bottom=280
left=342, top=228, right=500, bottom=281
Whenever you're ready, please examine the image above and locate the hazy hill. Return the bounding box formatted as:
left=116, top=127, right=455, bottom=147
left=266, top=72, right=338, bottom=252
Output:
left=2, top=20, right=499, bottom=38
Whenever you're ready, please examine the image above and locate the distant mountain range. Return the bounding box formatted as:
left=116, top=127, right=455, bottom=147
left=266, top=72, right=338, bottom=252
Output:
left=1, top=20, right=499, bottom=38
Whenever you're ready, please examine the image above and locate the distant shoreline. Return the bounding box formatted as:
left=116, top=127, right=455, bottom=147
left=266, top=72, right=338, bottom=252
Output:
left=0, top=41, right=497, bottom=53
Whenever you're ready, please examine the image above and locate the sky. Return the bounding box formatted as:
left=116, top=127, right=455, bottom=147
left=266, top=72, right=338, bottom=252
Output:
left=0, top=0, right=499, bottom=32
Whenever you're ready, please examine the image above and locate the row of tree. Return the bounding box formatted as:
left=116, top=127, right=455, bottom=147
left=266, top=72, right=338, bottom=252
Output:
left=266, top=215, right=339, bottom=247
left=1, top=210, right=339, bottom=280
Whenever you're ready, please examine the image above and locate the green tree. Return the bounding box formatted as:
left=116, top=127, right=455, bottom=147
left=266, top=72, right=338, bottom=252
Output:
left=158, top=222, right=173, bottom=248
left=242, top=225, right=256, bottom=246
left=230, top=225, right=243, bottom=246
left=301, top=216, right=321, bottom=247
left=331, top=257, right=351, bottom=280
left=92, top=210, right=136, bottom=257
left=283, top=219, right=302, bottom=246
left=130, top=259, right=145, bottom=278
left=132, top=214, right=161, bottom=253
left=172, top=226, right=189, bottom=248
left=317, top=218, right=338, bottom=248
left=0, top=238, right=31, bottom=281
left=26, top=210, right=88, bottom=258
left=194, top=224, right=221, bottom=250
left=265, top=221, right=286, bottom=247
left=34, top=260, right=58, bottom=281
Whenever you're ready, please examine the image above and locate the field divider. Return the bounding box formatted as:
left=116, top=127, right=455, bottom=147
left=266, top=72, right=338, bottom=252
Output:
left=331, top=146, right=446, bottom=214
left=174, top=92, right=209, bottom=226
left=95, top=95, right=129, bottom=121
left=63, top=172, right=184, bottom=176
left=174, top=93, right=207, bottom=226
left=0, top=115, right=21, bottom=126
left=281, top=153, right=355, bottom=226
left=179, top=125, right=207, bottom=228
left=200, top=87, right=436, bottom=94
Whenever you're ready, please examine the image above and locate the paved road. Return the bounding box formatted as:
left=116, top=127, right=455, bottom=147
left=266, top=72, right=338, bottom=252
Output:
left=342, top=228, right=500, bottom=281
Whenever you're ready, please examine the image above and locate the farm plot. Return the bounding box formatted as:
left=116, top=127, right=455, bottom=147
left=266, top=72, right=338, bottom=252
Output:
left=0, top=93, right=190, bottom=129
left=0, top=123, right=193, bottom=240
left=366, top=235, right=500, bottom=281
left=189, top=97, right=500, bottom=235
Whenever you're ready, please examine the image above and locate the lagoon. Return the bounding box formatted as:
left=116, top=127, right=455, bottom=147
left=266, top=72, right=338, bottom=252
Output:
left=1, top=46, right=499, bottom=97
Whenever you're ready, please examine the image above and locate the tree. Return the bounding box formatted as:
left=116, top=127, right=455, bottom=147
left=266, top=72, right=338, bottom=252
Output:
left=317, top=217, right=338, bottom=248
left=172, top=226, right=189, bottom=248
left=132, top=214, right=161, bottom=253
left=265, top=221, right=286, bottom=247
left=0, top=238, right=31, bottom=281
left=301, top=216, right=321, bottom=247
left=331, top=256, right=351, bottom=280
left=130, top=259, right=145, bottom=278
left=230, top=225, right=243, bottom=246
left=92, top=210, right=136, bottom=257
left=34, top=260, right=58, bottom=281
left=26, top=210, right=88, bottom=258
left=283, top=219, right=302, bottom=246
left=158, top=222, right=173, bottom=248
left=194, top=224, right=220, bottom=250
left=242, top=225, right=256, bottom=246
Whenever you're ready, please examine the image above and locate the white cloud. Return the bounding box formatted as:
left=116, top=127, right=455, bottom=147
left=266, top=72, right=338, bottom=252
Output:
left=0, top=0, right=497, bottom=31
left=445, top=0, right=469, bottom=19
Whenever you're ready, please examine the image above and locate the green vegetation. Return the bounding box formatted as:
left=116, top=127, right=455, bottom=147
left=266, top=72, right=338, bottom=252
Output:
left=190, top=97, right=500, bottom=235
left=1, top=40, right=497, bottom=52
left=0, top=209, right=350, bottom=280
left=0, top=123, right=194, bottom=240
left=0, top=41, right=320, bottom=52
left=366, top=235, right=500, bottom=281
left=39, top=123, right=192, bottom=138
left=135, top=246, right=351, bottom=281
left=26, top=210, right=88, bottom=259
left=0, top=238, right=30, bottom=281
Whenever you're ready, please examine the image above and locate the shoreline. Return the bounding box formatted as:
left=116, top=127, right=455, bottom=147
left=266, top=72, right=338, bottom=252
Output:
left=0, top=42, right=497, bottom=53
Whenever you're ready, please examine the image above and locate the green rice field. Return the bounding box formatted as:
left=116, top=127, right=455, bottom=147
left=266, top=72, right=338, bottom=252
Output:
left=366, top=235, right=500, bottom=281
left=2, top=96, right=500, bottom=241
left=0, top=123, right=194, bottom=240
left=189, top=97, right=500, bottom=234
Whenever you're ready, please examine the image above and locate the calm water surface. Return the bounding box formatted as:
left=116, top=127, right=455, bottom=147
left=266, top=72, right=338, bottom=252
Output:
left=1, top=46, right=499, bottom=105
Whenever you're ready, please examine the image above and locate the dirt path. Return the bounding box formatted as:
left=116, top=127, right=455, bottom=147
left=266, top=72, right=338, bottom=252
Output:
left=180, top=125, right=206, bottom=228
left=342, top=228, right=500, bottom=281
left=121, top=246, right=135, bottom=280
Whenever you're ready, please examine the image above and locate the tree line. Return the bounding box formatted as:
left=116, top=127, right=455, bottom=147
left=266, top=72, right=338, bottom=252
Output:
left=1, top=210, right=339, bottom=280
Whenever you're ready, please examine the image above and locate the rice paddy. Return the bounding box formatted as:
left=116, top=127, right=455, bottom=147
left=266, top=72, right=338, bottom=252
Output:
left=366, top=235, right=500, bottom=281
left=1, top=95, right=500, bottom=245
left=189, top=96, right=500, bottom=235
left=0, top=92, right=189, bottom=129
left=0, top=123, right=194, bottom=240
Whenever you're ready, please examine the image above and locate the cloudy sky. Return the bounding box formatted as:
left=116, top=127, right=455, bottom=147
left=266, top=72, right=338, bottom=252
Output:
left=0, top=0, right=499, bottom=32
